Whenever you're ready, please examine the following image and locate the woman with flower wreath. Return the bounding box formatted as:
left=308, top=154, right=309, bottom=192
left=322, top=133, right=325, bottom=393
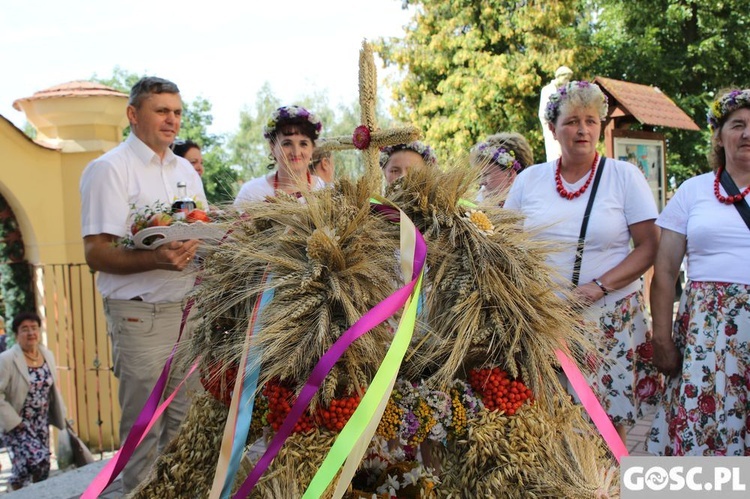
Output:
left=470, top=131, right=533, bottom=202
left=234, top=105, right=327, bottom=206
left=505, top=80, right=661, bottom=444
left=380, top=141, right=437, bottom=185
left=648, top=89, right=750, bottom=456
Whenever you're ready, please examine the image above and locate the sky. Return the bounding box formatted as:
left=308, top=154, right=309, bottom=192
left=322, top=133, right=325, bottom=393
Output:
left=0, top=0, right=414, bottom=136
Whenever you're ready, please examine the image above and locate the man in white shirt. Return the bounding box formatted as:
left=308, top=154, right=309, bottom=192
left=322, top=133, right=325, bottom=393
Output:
left=80, top=76, right=207, bottom=493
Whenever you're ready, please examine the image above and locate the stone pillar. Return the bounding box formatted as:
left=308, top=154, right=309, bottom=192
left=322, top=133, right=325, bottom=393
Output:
left=13, top=81, right=128, bottom=153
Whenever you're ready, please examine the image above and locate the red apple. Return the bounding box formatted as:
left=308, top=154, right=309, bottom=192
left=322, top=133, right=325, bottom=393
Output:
left=131, top=219, right=147, bottom=235
left=147, top=212, right=173, bottom=227
left=186, top=209, right=210, bottom=223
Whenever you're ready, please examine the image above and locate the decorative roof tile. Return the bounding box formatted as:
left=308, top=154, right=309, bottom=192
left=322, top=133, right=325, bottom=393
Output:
left=594, top=76, right=700, bottom=131
left=13, top=81, right=127, bottom=110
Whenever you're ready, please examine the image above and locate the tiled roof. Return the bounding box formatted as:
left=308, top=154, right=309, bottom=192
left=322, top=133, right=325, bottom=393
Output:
left=594, top=76, right=700, bottom=131
left=13, top=81, right=127, bottom=110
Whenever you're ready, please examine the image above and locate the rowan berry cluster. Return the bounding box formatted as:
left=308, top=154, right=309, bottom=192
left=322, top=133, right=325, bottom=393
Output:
left=200, top=362, right=238, bottom=407
left=262, top=379, right=362, bottom=434
left=315, top=394, right=362, bottom=432
left=263, top=381, right=315, bottom=433
left=468, top=367, right=534, bottom=415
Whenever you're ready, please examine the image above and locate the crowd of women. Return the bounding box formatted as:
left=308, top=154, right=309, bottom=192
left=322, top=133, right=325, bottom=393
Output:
left=1, top=81, right=748, bottom=493
left=503, top=83, right=750, bottom=457
left=223, top=81, right=750, bottom=458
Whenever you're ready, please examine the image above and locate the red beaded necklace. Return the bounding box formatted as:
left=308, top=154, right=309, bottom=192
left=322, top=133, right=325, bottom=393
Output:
left=714, top=167, right=750, bottom=204
left=555, top=153, right=599, bottom=200
left=273, top=170, right=312, bottom=197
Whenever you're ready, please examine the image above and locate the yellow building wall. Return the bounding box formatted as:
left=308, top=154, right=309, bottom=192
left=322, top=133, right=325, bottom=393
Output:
left=0, top=116, right=121, bottom=450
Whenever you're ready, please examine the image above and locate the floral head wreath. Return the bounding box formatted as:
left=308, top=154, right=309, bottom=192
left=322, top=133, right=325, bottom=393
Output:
left=707, top=89, right=750, bottom=132
left=471, top=142, right=524, bottom=173
left=543, top=80, right=608, bottom=124
left=379, top=141, right=437, bottom=168
left=263, top=105, right=322, bottom=141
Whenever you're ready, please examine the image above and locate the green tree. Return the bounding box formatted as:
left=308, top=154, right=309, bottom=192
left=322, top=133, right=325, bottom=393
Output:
left=228, top=83, right=281, bottom=181
left=0, top=196, right=34, bottom=337
left=178, top=97, right=238, bottom=204
left=376, top=0, right=593, bottom=162
left=92, top=65, right=142, bottom=93
left=92, top=67, right=238, bottom=204
left=22, top=123, right=36, bottom=140
left=380, top=1, right=750, bottom=185
left=583, top=0, right=750, bottom=184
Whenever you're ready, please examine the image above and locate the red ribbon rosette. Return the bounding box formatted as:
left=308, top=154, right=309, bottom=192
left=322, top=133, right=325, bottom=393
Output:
left=352, top=125, right=371, bottom=150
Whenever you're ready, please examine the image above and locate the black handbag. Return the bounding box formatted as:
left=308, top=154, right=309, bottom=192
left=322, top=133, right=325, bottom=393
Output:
left=58, top=420, right=95, bottom=468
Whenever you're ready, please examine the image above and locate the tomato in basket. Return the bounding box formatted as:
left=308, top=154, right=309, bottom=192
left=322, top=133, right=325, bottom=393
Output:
left=186, top=209, right=211, bottom=223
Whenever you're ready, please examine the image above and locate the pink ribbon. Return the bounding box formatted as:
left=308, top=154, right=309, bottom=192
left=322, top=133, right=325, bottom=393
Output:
left=555, top=348, right=629, bottom=462
left=81, top=357, right=199, bottom=498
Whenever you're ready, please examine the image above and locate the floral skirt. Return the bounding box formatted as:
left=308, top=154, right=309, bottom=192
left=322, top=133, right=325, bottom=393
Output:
left=648, top=281, right=750, bottom=456
left=2, top=362, right=53, bottom=488
left=582, top=290, right=661, bottom=428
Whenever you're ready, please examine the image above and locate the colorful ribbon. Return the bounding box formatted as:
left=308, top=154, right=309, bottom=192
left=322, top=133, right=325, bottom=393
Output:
left=306, top=203, right=424, bottom=498
left=208, top=279, right=274, bottom=499
left=83, top=229, right=237, bottom=497
left=233, top=202, right=427, bottom=497
left=82, top=357, right=199, bottom=498
left=82, top=297, right=198, bottom=499
left=555, top=348, right=629, bottom=462
left=319, top=274, right=422, bottom=499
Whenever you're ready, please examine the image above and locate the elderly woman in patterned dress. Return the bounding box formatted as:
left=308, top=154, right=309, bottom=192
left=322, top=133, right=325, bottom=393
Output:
left=0, top=312, right=66, bottom=490
left=649, top=89, right=750, bottom=456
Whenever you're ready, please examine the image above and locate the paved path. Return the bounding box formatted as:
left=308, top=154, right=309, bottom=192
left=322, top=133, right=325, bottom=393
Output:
left=626, top=405, right=656, bottom=457
left=0, top=447, right=121, bottom=498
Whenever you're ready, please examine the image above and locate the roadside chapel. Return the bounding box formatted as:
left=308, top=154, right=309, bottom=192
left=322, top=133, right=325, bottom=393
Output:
left=594, top=76, right=700, bottom=210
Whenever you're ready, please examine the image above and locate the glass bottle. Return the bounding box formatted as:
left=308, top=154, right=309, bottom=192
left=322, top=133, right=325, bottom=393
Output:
left=171, top=182, right=196, bottom=221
